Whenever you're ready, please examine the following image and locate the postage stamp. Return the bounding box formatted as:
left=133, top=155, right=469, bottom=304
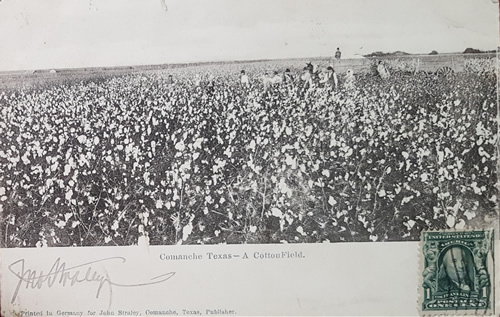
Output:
left=420, top=229, right=495, bottom=316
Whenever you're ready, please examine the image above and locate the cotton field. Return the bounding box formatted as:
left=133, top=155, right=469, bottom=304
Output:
left=0, top=59, right=497, bottom=247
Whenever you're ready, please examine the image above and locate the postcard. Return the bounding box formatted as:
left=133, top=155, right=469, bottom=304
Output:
left=0, top=0, right=499, bottom=316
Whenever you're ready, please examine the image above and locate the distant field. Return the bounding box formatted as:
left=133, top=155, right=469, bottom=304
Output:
left=0, top=53, right=496, bottom=90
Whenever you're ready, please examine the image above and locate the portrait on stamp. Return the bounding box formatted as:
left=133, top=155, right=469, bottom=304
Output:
left=437, top=246, right=476, bottom=292
left=421, top=230, right=494, bottom=315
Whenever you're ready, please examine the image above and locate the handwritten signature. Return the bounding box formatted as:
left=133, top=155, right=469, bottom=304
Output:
left=8, top=257, right=176, bottom=308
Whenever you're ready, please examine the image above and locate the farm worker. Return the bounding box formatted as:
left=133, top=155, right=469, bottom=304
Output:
left=335, top=47, right=342, bottom=60
left=283, top=68, right=294, bottom=84
left=320, top=66, right=338, bottom=89
left=300, top=67, right=313, bottom=88
left=377, top=61, right=390, bottom=79
left=271, top=71, right=282, bottom=85
left=301, top=67, right=313, bottom=90
left=194, top=74, right=202, bottom=86
left=344, top=69, right=356, bottom=91
left=300, top=66, right=313, bottom=95
left=262, top=72, right=272, bottom=91
left=167, top=74, right=174, bottom=84
left=240, top=70, right=250, bottom=87
left=306, top=62, right=316, bottom=73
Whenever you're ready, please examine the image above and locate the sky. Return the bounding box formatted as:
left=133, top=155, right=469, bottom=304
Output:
left=0, top=0, right=498, bottom=71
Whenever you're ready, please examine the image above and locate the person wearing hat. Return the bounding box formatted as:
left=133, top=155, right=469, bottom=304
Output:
left=301, top=66, right=313, bottom=92
left=283, top=68, right=294, bottom=84
left=320, top=66, right=338, bottom=90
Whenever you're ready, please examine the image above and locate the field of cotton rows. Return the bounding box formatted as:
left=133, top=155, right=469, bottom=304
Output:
left=0, top=58, right=497, bottom=247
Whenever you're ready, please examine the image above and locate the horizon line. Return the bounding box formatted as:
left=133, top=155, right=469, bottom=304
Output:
left=0, top=50, right=497, bottom=74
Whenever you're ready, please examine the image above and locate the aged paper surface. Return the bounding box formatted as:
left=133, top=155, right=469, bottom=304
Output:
left=1, top=243, right=421, bottom=316
left=0, top=0, right=499, bottom=316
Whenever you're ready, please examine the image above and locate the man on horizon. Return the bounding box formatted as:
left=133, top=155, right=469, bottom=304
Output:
left=335, top=47, right=342, bottom=60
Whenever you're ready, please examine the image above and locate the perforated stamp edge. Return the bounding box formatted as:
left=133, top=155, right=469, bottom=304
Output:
left=417, top=227, right=496, bottom=316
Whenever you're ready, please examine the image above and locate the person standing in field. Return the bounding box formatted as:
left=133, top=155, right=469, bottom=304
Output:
left=301, top=66, right=313, bottom=94
left=283, top=68, right=294, bottom=85
left=240, top=70, right=250, bottom=88
left=377, top=61, right=390, bottom=79
left=194, top=74, right=202, bottom=87
left=166, top=74, right=174, bottom=84
left=335, top=47, right=342, bottom=60
left=262, top=72, right=272, bottom=92
left=320, top=66, right=338, bottom=90
left=271, top=71, right=282, bottom=85
left=344, top=69, right=356, bottom=91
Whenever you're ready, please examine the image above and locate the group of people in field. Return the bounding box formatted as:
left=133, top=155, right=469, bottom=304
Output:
left=239, top=61, right=356, bottom=94
left=236, top=47, right=358, bottom=93
left=165, top=46, right=391, bottom=93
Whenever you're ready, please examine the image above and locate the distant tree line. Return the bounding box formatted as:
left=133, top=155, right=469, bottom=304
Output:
left=363, top=51, right=410, bottom=58
left=364, top=48, right=497, bottom=58
left=463, top=47, right=497, bottom=54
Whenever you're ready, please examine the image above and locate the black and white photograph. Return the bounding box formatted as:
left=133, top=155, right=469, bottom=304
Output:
left=0, top=0, right=498, bottom=248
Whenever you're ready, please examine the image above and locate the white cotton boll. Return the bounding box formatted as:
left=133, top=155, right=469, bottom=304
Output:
left=345, top=148, right=353, bottom=157
left=446, top=214, right=456, bottom=228
left=305, top=125, right=313, bottom=137
left=156, top=200, right=163, bottom=209
left=285, top=155, right=297, bottom=169
left=182, top=222, right=193, bottom=241
left=249, top=139, right=256, bottom=151
left=455, top=219, right=466, bottom=229
left=63, top=164, right=71, bottom=176
left=65, top=189, right=73, bottom=201
left=175, top=140, right=185, bottom=151
left=77, top=135, right=87, bottom=144
left=401, top=195, right=414, bottom=205
left=271, top=207, right=283, bottom=218
left=464, top=210, right=476, bottom=220
left=137, top=234, right=149, bottom=247
left=111, top=220, right=119, bottom=231
left=296, top=226, right=306, bottom=236
left=328, top=196, right=337, bottom=206
left=404, top=219, right=416, bottom=230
